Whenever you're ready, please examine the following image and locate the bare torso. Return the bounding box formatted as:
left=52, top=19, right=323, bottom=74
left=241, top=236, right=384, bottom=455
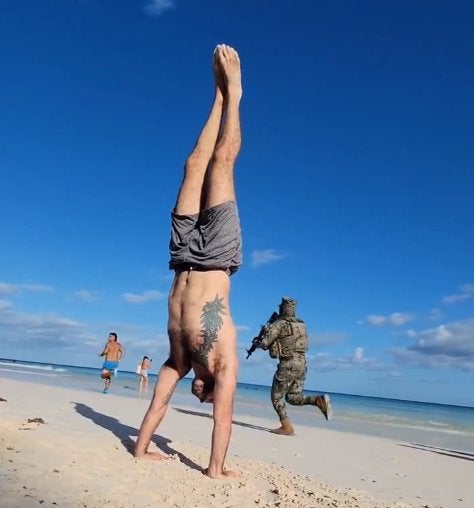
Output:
left=168, top=269, right=237, bottom=379
left=105, top=342, right=123, bottom=362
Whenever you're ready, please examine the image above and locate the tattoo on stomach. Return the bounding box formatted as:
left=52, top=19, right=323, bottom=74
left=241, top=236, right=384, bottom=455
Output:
left=191, top=294, right=226, bottom=368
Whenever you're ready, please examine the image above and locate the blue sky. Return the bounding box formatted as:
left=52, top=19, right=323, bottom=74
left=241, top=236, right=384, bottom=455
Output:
left=1, top=0, right=473, bottom=406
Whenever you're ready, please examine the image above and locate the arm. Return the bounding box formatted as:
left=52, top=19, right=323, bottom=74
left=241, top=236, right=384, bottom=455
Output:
left=206, top=364, right=237, bottom=478
left=118, top=343, right=124, bottom=361
left=257, top=320, right=284, bottom=350
left=99, top=343, right=109, bottom=357
left=134, top=365, right=181, bottom=459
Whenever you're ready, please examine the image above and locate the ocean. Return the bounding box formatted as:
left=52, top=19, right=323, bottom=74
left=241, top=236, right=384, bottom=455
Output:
left=1, top=358, right=473, bottom=454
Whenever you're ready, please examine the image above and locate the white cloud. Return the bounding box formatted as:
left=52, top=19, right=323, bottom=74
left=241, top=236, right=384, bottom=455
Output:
left=0, top=282, right=23, bottom=295
left=442, top=283, right=474, bottom=304
left=365, top=312, right=414, bottom=327
left=250, top=249, right=284, bottom=268
left=0, top=296, right=176, bottom=371
left=308, top=347, right=383, bottom=371
left=442, top=294, right=471, bottom=304
left=0, top=301, right=169, bottom=358
left=245, top=344, right=383, bottom=374
left=131, top=337, right=168, bottom=348
left=0, top=302, right=86, bottom=349
left=352, top=346, right=364, bottom=363
left=73, top=290, right=98, bottom=302
left=309, top=331, right=346, bottom=346
left=427, top=308, right=443, bottom=321
left=391, top=318, right=474, bottom=372
left=0, top=282, right=53, bottom=295
left=122, top=290, right=166, bottom=304
left=144, top=0, right=174, bottom=16
left=0, top=299, right=11, bottom=310
left=235, top=324, right=251, bottom=333
left=365, top=315, right=386, bottom=326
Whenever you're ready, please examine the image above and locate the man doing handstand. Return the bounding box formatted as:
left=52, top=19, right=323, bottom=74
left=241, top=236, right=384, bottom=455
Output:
left=134, top=44, right=243, bottom=479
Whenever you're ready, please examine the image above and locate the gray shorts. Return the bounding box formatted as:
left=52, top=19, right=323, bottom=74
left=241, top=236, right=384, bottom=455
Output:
left=169, top=201, right=242, bottom=275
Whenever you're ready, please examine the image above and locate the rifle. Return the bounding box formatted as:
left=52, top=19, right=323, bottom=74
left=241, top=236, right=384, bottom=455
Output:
left=246, top=311, right=279, bottom=359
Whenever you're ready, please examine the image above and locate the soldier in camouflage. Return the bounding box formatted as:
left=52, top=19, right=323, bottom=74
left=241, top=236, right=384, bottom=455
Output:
left=252, top=297, right=332, bottom=435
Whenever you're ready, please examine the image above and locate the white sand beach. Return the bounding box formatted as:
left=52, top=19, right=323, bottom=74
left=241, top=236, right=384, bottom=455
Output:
left=0, top=378, right=471, bottom=508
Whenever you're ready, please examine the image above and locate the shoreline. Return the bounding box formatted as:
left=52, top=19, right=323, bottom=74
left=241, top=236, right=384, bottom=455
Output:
left=2, top=363, right=473, bottom=456
left=2, top=357, right=473, bottom=410
left=1, top=378, right=472, bottom=507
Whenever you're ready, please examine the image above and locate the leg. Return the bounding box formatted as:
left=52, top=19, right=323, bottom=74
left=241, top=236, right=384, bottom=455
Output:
left=102, top=370, right=112, bottom=393
left=269, top=365, right=294, bottom=436
left=135, top=319, right=191, bottom=458
left=286, top=382, right=332, bottom=421
left=206, top=360, right=239, bottom=479
left=174, top=49, right=227, bottom=215
left=203, top=44, right=242, bottom=209
left=285, top=360, right=332, bottom=420
left=285, top=361, right=312, bottom=406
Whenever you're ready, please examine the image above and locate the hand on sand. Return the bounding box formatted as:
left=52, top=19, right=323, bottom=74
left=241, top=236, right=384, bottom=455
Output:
left=135, top=451, right=170, bottom=461
left=202, top=467, right=240, bottom=480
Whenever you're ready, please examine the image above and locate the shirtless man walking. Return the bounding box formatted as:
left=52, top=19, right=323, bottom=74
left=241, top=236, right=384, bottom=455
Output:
left=134, top=44, right=243, bottom=479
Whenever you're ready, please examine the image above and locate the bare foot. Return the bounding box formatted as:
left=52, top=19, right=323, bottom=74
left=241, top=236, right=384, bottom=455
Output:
left=213, top=48, right=226, bottom=101
left=135, top=451, right=170, bottom=461
left=203, top=467, right=240, bottom=480
left=215, top=44, right=242, bottom=100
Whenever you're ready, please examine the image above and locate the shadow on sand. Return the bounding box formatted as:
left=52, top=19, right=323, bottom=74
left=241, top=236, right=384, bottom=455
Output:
left=72, top=402, right=202, bottom=471
left=399, top=442, right=474, bottom=462
left=173, top=407, right=273, bottom=432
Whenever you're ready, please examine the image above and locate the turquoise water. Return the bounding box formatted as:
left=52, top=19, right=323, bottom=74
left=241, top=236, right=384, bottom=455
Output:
left=1, top=358, right=473, bottom=453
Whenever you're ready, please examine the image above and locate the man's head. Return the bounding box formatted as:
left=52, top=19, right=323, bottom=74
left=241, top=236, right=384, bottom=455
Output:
left=108, top=332, right=118, bottom=341
left=191, top=377, right=215, bottom=403
left=279, top=297, right=297, bottom=318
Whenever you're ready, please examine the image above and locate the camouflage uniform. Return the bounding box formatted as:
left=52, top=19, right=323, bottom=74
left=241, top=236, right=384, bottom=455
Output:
left=258, top=313, right=319, bottom=422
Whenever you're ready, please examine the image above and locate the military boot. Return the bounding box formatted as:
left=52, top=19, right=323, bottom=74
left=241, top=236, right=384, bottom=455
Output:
left=315, top=394, right=332, bottom=421
left=270, top=418, right=295, bottom=436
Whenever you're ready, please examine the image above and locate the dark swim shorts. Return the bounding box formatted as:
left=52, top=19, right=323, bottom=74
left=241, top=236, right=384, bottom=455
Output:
left=169, top=200, right=242, bottom=275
